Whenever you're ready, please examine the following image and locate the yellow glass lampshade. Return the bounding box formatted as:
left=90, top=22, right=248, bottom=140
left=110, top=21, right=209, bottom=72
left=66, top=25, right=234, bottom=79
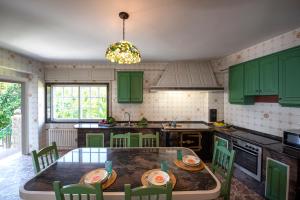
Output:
left=105, top=40, right=141, bottom=64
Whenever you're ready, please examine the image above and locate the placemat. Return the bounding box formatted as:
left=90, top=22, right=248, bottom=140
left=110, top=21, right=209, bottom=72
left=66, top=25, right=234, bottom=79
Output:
left=174, top=160, right=205, bottom=172
left=79, top=168, right=117, bottom=189
left=141, top=169, right=176, bottom=188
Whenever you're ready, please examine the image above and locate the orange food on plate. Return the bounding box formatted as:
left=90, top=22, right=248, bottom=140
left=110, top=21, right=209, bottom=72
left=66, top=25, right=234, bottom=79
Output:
left=188, top=159, right=196, bottom=164
left=155, top=175, right=164, bottom=183
left=91, top=175, right=101, bottom=182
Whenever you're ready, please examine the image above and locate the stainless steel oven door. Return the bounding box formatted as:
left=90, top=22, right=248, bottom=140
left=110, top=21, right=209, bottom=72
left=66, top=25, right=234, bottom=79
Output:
left=233, top=144, right=262, bottom=182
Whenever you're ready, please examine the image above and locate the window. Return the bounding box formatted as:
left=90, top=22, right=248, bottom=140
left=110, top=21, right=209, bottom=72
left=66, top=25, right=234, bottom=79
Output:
left=46, top=84, right=108, bottom=122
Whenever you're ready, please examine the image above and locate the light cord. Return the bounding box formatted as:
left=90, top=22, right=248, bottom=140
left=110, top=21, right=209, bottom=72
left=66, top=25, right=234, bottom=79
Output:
left=123, top=19, right=125, bottom=40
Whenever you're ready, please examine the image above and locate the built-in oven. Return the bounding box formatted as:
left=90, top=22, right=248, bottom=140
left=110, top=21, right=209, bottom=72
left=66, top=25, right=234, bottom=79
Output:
left=232, top=138, right=262, bottom=182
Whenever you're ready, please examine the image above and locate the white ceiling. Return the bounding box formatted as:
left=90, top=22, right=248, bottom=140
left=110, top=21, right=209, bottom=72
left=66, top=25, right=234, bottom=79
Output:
left=0, top=0, right=300, bottom=62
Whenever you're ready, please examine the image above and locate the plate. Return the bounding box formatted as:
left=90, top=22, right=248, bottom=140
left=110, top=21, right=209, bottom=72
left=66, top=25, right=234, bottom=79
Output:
left=147, top=170, right=170, bottom=186
left=84, top=169, right=109, bottom=185
left=182, top=155, right=201, bottom=167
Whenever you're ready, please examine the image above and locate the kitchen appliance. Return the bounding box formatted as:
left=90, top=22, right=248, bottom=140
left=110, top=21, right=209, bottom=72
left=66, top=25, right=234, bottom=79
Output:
left=232, top=138, right=262, bottom=181
left=283, top=129, right=300, bottom=149
left=209, top=109, right=217, bottom=122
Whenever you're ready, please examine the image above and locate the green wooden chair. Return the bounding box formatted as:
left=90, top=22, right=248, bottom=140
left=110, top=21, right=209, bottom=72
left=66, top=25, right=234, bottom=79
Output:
left=32, top=142, right=59, bottom=173
left=139, top=132, right=159, bottom=147
left=211, top=141, right=236, bottom=200
left=125, top=182, right=172, bottom=200
left=86, top=133, right=104, bottom=147
left=53, top=181, right=103, bottom=200
left=110, top=133, right=131, bottom=147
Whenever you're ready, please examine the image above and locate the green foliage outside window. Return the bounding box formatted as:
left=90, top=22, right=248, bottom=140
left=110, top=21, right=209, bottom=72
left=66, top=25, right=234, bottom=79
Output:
left=50, top=85, right=108, bottom=121
left=0, top=82, right=21, bottom=130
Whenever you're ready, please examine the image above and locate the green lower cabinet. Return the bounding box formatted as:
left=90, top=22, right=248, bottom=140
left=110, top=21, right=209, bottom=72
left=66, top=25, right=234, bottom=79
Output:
left=244, top=60, right=260, bottom=95
left=259, top=55, right=279, bottom=95
left=266, top=158, right=289, bottom=200
left=229, top=64, right=254, bottom=104
left=130, top=133, right=140, bottom=147
left=86, top=133, right=104, bottom=147
left=214, top=135, right=229, bottom=148
left=279, top=46, right=300, bottom=106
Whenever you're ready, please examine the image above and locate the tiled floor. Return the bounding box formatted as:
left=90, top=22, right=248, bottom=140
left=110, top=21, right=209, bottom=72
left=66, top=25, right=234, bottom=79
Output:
left=0, top=152, right=34, bottom=200
left=0, top=152, right=264, bottom=200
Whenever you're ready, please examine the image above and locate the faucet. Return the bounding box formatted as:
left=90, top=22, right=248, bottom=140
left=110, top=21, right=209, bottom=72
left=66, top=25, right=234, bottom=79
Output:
left=124, top=112, right=131, bottom=126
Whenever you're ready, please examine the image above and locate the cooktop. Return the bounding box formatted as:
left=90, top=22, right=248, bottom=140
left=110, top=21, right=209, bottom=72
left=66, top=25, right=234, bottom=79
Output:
left=231, top=131, right=280, bottom=145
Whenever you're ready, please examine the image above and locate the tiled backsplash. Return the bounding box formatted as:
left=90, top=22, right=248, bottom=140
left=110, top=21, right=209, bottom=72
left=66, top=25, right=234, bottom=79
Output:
left=212, top=27, right=300, bottom=137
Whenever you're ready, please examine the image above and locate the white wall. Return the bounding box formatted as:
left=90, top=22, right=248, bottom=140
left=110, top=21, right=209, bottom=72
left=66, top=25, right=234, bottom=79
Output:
left=0, top=47, right=45, bottom=153
left=211, top=27, right=300, bottom=137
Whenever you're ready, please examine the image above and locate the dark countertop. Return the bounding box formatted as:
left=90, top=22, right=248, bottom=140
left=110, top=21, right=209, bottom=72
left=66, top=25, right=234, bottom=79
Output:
left=214, top=127, right=280, bottom=145
left=74, top=123, right=162, bottom=129
left=162, top=123, right=211, bottom=131
left=214, top=126, right=300, bottom=159
left=24, top=147, right=217, bottom=192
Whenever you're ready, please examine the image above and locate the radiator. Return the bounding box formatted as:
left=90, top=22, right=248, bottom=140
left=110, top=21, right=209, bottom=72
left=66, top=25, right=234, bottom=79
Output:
left=48, top=129, right=77, bottom=149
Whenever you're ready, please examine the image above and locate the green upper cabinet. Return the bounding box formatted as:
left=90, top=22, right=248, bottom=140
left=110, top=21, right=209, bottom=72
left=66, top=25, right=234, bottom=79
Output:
left=259, top=55, right=279, bottom=95
left=229, top=64, right=254, bottom=104
left=244, top=60, right=260, bottom=95
left=117, top=72, right=131, bottom=103
left=117, top=71, right=143, bottom=103
left=266, top=158, right=289, bottom=200
left=279, top=46, right=300, bottom=106
left=244, top=55, right=278, bottom=96
left=130, top=72, right=144, bottom=103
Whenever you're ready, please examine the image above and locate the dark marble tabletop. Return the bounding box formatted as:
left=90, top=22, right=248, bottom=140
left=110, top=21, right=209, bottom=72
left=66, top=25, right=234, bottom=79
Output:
left=24, top=148, right=217, bottom=192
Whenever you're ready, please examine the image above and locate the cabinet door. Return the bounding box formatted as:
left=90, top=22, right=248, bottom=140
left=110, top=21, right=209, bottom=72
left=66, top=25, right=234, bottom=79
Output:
left=214, top=135, right=229, bottom=148
left=244, top=60, right=260, bottom=95
left=259, top=55, right=279, bottom=95
left=229, top=64, right=254, bottom=104
left=229, top=64, right=245, bottom=103
left=279, top=47, right=300, bottom=106
left=117, top=72, right=131, bottom=103
left=266, top=158, right=288, bottom=200
left=130, top=72, right=143, bottom=103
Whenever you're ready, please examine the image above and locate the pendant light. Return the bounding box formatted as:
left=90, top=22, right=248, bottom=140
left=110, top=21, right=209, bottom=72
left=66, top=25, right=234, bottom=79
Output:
left=105, top=12, right=141, bottom=64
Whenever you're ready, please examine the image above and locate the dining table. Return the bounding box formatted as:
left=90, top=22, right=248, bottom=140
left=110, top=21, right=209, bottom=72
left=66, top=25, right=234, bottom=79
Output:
left=20, top=147, right=221, bottom=200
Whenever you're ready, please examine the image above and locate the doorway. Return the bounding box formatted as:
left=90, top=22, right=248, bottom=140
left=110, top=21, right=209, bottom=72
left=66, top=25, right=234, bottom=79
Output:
left=0, top=81, right=22, bottom=158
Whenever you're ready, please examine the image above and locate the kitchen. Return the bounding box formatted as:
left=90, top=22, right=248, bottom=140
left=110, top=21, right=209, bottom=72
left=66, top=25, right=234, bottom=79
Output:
left=0, top=1, right=300, bottom=200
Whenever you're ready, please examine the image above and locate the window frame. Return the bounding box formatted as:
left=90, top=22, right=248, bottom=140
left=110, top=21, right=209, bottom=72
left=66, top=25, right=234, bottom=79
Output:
left=45, top=83, right=109, bottom=123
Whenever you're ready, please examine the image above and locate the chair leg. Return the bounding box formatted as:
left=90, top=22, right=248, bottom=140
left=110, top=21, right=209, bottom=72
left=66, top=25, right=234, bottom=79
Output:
left=224, top=193, right=230, bottom=200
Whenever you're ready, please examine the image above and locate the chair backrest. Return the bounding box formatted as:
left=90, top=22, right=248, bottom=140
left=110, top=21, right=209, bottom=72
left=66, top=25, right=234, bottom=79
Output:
left=86, top=133, right=104, bottom=147
left=110, top=133, right=131, bottom=147
left=125, top=182, right=172, bottom=200
left=32, top=142, right=59, bottom=173
left=211, top=141, right=235, bottom=199
left=53, top=181, right=103, bottom=200
left=139, top=132, right=159, bottom=147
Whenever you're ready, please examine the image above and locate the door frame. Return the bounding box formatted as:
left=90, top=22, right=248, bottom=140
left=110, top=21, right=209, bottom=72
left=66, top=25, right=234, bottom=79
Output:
left=0, top=75, right=30, bottom=155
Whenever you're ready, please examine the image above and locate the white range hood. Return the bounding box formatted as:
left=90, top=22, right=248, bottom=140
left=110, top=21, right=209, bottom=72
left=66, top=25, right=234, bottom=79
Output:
left=151, top=62, right=223, bottom=91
